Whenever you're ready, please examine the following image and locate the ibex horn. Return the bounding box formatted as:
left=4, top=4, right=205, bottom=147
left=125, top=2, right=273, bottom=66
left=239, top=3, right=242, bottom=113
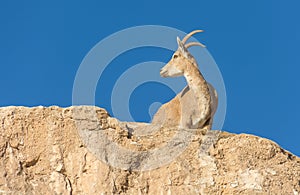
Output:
left=185, top=41, right=206, bottom=48
left=181, top=30, right=204, bottom=44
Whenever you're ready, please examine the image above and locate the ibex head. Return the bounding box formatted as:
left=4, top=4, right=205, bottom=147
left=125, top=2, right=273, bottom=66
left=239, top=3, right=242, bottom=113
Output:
left=160, top=30, right=205, bottom=78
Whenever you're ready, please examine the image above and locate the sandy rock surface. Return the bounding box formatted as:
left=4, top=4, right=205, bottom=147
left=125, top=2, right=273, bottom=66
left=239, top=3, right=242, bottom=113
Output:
left=0, top=106, right=299, bottom=194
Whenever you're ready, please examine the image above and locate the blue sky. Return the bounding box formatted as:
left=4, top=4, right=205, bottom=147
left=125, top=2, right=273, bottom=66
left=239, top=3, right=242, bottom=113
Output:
left=0, top=1, right=299, bottom=156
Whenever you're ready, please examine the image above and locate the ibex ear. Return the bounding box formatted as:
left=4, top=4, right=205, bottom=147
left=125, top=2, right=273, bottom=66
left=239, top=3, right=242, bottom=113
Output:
left=177, top=37, right=184, bottom=50
left=177, top=37, right=189, bottom=58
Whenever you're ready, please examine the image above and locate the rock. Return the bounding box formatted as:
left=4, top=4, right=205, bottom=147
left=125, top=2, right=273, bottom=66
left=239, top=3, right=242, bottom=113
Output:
left=0, top=106, right=299, bottom=194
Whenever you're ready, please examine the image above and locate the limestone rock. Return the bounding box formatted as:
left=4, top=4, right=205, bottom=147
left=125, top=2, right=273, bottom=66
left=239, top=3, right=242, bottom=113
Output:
left=0, top=106, right=299, bottom=194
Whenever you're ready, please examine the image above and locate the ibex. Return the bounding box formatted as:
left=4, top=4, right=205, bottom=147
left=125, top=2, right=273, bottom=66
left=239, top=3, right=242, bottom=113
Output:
left=152, top=30, right=218, bottom=130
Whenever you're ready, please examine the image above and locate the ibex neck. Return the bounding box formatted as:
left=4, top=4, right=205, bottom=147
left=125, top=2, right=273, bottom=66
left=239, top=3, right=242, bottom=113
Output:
left=184, top=62, right=208, bottom=93
left=183, top=60, right=211, bottom=128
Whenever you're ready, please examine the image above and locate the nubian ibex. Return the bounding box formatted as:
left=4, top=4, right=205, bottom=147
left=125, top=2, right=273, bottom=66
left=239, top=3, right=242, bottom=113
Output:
left=152, top=30, right=218, bottom=130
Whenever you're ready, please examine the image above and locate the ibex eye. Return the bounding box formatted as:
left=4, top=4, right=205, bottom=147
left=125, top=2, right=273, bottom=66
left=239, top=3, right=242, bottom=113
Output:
left=173, top=55, right=178, bottom=59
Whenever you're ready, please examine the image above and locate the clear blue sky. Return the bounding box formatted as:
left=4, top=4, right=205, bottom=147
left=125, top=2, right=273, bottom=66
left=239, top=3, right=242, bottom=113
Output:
left=0, top=1, right=299, bottom=156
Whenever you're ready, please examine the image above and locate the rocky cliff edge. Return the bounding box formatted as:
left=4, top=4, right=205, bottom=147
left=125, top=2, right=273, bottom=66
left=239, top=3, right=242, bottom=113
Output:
left=0, top=106, right=299, bottom=194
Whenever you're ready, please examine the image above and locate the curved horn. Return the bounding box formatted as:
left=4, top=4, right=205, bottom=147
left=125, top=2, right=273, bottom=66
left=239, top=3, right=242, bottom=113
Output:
left=182, top=30, right=204, bottom=44
left=185, top=41, right=206, bottom=48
